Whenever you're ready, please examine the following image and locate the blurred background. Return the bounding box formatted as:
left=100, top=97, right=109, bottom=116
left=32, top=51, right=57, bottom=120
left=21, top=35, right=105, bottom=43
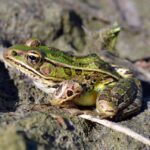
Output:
left=0, top=0, right=150, bottom=60
left=0, top=0, right=150, bottom=149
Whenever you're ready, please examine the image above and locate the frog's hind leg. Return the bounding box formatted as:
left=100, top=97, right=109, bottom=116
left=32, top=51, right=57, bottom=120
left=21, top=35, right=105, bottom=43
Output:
left=114, top=84, right=142, bottom=121
left=95, top=78, right=142, bottom=119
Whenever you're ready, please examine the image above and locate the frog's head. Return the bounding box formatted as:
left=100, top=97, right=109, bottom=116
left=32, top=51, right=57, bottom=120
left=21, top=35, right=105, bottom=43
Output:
left=4, top=39, right=43, bottom=71
left=3, top=39, right=64, bottom=92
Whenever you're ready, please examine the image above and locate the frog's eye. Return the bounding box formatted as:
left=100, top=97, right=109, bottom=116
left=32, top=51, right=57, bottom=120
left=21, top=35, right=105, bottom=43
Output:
left=26, top=50, right=42, bottom=65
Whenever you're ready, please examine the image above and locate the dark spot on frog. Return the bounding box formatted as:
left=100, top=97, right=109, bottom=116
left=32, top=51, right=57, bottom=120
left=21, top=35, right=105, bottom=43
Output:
left=81, top=83, right=89, bottom=91
left=92, top=79, right=97, bottom=84
left=52, top=84, right=60, bottom=88
left=85, top=75, right=90, bottom=80
left=82, top=83, right=87, bottom=88
left=75, top=69, right=82, bottom=75
left=55, top=84, right=63, bottom=96
left=67, top=90, right=73, bottom=97
left=64, top=67, right=72, bottom=76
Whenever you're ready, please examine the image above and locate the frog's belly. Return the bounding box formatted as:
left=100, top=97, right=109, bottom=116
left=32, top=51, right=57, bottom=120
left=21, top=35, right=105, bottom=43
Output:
left=73, top=90, right=97, bottom=106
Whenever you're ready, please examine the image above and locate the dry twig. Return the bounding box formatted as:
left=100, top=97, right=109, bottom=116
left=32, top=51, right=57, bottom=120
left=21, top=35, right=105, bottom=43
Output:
left=79, top=114, right=150, bottom=146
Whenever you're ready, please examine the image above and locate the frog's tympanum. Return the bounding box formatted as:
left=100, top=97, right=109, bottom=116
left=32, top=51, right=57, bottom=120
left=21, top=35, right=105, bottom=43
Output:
left=3, top=26, right=142, bottom=120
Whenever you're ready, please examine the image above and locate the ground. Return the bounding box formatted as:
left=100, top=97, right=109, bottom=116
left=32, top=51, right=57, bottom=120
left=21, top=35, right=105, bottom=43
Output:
left=0, top=0, right=150, bottom=149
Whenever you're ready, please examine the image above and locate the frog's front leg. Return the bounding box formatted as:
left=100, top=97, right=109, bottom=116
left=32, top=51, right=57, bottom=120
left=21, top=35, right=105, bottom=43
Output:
left=50, top=80, right=83, bottom=107
left=96, top=78, right=142, bottom=119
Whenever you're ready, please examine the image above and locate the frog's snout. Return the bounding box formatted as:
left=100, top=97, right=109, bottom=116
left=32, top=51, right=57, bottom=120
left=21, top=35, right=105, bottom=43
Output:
left=96, top=100, right=118, bottom=118
left=3, top=49, right=9, bottom=60
left=3, top=49, right=17, bottom=60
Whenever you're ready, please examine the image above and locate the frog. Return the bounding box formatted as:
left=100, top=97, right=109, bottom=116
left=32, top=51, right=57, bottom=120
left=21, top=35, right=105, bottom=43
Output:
left=3, top=26, right=142, bottom=120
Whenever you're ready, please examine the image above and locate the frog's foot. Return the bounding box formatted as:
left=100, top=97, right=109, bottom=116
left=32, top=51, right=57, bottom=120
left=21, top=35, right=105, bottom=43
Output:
left=96, top=78, right=142, bottom=119
left=50, top=80, right=83, bottom=106
left=96, top=99, right=118, bottom=118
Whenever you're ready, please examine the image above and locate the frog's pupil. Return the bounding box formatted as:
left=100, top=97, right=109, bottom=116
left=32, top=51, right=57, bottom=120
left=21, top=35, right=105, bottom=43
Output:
left=27, top=53, right=41, bottom=65
left=29, top=55, right=36, bottom=61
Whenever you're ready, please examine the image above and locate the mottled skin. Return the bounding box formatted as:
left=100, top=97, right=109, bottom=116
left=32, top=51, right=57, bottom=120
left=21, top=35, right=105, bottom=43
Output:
left=3, top=26, right=142, bottom=120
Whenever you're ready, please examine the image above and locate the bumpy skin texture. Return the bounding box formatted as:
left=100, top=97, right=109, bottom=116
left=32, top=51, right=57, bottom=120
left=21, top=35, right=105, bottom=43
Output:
left=3, top=26, right=142, bottom=120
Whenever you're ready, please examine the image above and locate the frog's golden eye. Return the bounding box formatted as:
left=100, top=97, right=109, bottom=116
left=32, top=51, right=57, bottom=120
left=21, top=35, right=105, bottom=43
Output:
left=26, top=50, right=42, bottom=65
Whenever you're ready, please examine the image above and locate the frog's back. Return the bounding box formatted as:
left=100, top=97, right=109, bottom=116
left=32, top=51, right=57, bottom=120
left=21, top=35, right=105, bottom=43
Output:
left=11, top=45, right=120, bottom=78
left=43, top=47, right=120, bottom=78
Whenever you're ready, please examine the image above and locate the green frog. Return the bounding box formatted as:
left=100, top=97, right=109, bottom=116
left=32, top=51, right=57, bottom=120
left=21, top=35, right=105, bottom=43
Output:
left=3, top=26, right=142, bottom=120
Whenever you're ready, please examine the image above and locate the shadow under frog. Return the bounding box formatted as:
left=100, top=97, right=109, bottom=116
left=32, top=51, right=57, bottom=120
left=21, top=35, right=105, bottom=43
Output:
left=0, top=61, right=19, bottom=112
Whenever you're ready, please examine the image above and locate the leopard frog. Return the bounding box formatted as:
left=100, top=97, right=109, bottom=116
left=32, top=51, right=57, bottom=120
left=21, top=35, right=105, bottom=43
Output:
left=3, top=28, right=142, bottom=120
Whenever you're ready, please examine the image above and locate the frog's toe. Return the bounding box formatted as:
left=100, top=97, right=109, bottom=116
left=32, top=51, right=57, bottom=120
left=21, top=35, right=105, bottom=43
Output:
left=96, top=100, right=118, bottom=118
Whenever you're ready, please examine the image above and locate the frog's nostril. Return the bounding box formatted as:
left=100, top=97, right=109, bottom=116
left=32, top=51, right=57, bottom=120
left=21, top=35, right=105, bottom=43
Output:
left=11, top=50, right=18, bottom=56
